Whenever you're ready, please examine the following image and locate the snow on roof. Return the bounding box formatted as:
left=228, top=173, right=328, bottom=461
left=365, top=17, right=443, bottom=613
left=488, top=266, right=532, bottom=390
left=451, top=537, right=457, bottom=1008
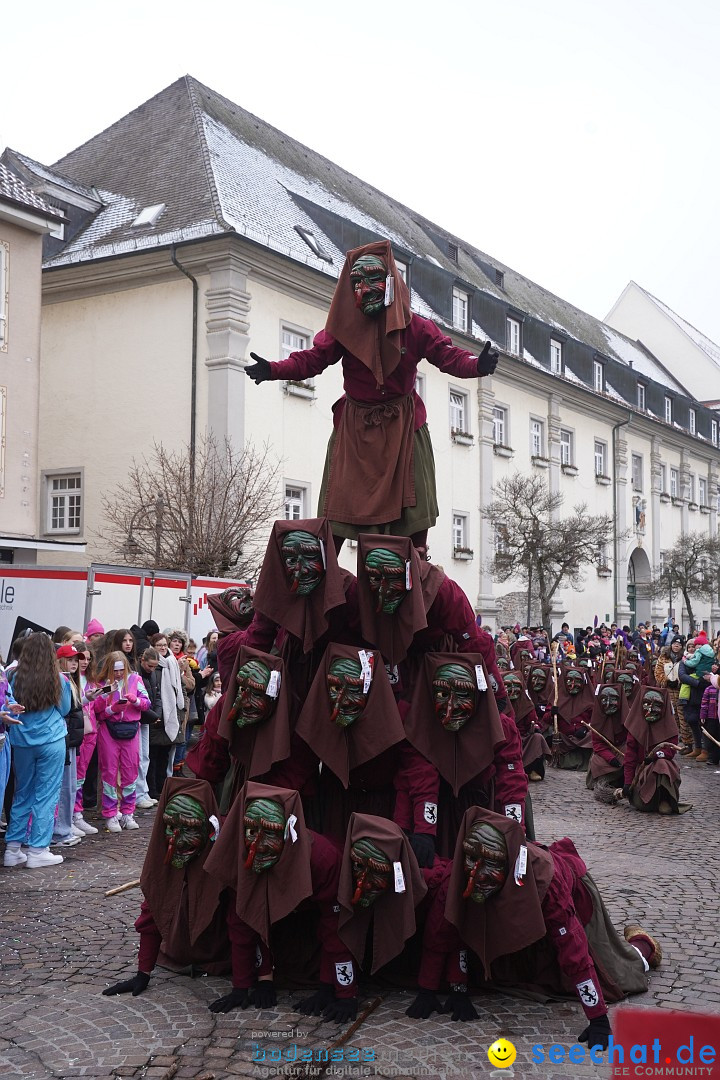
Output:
left=0, top=161, right=65, bottom=220
left=642, top=286, right=720, bottom=370
left=7, top=150, right=100, bottom=203
left=600, top=324, right=686, bottom=395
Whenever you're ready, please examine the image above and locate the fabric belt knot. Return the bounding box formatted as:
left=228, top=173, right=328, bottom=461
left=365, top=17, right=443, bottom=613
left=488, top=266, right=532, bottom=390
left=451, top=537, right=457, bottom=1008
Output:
left=362, top=402, right=402, bottom=426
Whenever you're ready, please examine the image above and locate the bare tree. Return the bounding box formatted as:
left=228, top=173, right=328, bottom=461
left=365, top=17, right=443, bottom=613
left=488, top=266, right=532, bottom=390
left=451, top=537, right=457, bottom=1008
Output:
left=483, top=472, right=615, bottom=628
left=98, top=436, right=282, bottom=579
left=649, top=532, right=720, bottom=633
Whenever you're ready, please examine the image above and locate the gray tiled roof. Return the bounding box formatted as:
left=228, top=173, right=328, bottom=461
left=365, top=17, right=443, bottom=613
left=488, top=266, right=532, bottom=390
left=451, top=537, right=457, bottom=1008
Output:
left=0, top=161, right=65, bottom=221
left=45, top=76, right=685, bottom=394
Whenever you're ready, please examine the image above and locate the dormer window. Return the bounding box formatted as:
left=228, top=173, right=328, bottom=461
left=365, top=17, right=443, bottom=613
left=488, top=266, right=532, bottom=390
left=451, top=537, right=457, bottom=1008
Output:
left=637, top=382, right=646, bottom=410
left=294, top=226, right=332, bottom=263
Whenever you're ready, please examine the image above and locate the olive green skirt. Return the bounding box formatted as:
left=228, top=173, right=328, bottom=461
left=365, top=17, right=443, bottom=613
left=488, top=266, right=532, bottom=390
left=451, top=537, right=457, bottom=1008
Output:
left=318, top=422, right=439, bottom=540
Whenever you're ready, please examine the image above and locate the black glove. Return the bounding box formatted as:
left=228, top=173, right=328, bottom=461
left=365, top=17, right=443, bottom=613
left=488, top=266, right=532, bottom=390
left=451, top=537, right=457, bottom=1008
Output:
left=245, top=352, right=272, bottom=384
left=477, top=340, right=499, bottom=376
left=578, top=1013, right=611, bottom=1050
left=102, top=972, right=150, bottom=997
left=442, top=989, right=479, bottom=1023
left=622, top=784, right=632, bottom=799
left=405, top=988, right=442, bottom=1019
left=208, top=987, right=251, bottom=1012
left=609, top=756, right=621, bottom=768
left=323, top=996, right=358, bottom=1024
left=295, top=983, right=335, bottom=1015
left=408, top=832, right=435, bottom=868
left=253, top=981, right=277, bottom=1009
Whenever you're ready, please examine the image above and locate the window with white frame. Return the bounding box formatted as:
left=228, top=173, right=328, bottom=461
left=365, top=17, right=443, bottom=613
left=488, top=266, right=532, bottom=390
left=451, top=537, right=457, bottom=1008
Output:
left=284, top=484, right=307, bottom=520
left=46, top=473, right=82, bottom=533
left=530, top=418, right=545, bottom=457
left=506, top=317, right=521, bottom=356
left=597, top=542, right=609, bottom=568
left=449, top=390, right=467, bottom=433
left=560, top=428, right=574, bottom=465
left=659, top=550, right=667, bottom=576
left=637, top=383, right=646, bottom=410
left=492, top=406, right=507, bottom=446
left=414, top=373, right=425, bottom=401
left=594, top=439, right=607, bottom=476
left=689, top=408, right=696, bottom=435
left=659, top=463, right=667, bottom=493
left=699, top=477, right=707, bottom=506
left=712, top=419, right=718, bottom=446
left=281, top=325, right=314, bottom=390
left=550, top=339, right=563, bottom=374
left=452, top=288, right=468, bottom=332
left=664, top=396, right=672, bottom=423
left=593, top=360, right=603, bottom=392
left=670, top=468, right=679, bottom=498
left=495, top=523, right=510, bottom=554
left=688, top=473, right=696, bottom=502
left=394, top=258, right=408, bottom=284
left=631, top=453, right=643, bottom=492
left=452, top=513, right=468, bottom=550
left=0, top=241, right=7, bottom=350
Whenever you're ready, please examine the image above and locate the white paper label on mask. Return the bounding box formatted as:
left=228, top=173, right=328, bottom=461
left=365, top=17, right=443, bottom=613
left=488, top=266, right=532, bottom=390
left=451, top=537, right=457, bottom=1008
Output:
left=284, top=813, right=298, bottom=843
left=255, top=943, right=263, bottom=968
left=514, top=843, right=528, bottom=885
left=505, top=803, right=522, bottom=823
left=358, top=650, right=374, bottom=693
left=458, top=949, right=468, bottom=974
left=423, top=802, right=437, bottom=825
left=595, top=684, right=601, bottom=696
left=318, top=537, right=326, bottom=569
left=208, top=814, right=220, bottom=841
left=405, top=560, right=412, bottom=590
left=384, top=274, right=395, bottom=306
left=393, top=861, right=406, bottom=893
left=335, top=961, right=354, bottom=986
left=266, top=670, right=281, bottom=699
left=576, top=978, right=599, bottom=1008
left=385, top=663, right=399, bottom=686
left=475, top=665, right=487, bottom=691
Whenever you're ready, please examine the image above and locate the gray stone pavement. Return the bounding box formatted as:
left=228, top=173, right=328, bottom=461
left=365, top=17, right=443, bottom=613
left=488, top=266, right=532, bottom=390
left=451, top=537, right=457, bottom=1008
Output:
left=2, top=759, right=720, bottom=1080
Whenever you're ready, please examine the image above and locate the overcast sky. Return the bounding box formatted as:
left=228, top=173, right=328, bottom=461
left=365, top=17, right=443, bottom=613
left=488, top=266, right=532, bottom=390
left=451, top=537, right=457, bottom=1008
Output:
left=4, top=0, right=719, bottom=344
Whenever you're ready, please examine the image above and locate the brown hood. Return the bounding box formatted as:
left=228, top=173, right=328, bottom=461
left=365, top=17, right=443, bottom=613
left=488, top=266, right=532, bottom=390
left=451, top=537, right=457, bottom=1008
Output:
left=325, top=240, right=412, bottom=388
left=252, top=518, right=348, bottom=654
left=338, top=813, right=427, bottom=973
left=356, top=534, right=444, bottom=665
left=140, top=777, right=224, bottom=946
left=522, top=662, right=555, bottom=707
left=556, top=665, right=596, bottom=720
left=295, top=642, right=405, bottom=787
left=217, top=645, right=291, bottom=780
left=404, top=652, right=506, bottom=796
left=623, top=685, right=678, bottom=753
left=444, top=806, right=555, bottom=977
left=502, top=668, right=535, bottom=724
left=203, top=781, right=313, bottom=945
left=589, top=681, right=630, bottom=747
left=207, top=586, right=253, bottom=634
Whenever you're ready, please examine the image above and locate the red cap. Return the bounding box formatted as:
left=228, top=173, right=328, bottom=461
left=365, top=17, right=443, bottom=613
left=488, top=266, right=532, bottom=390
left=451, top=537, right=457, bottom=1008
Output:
left=56, top=644, right=80, bottom=658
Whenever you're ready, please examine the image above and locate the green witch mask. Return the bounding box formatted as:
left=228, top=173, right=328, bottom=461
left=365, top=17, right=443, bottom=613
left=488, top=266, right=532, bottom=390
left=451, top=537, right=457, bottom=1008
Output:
left=462, top=820, right=509, bottom=904
left=163, top=794, right=210, bottom=869
left=327, top=657, right=368, bottom=728
left=432, top=662, right=477, bottom=732
left=564, top=669, right=585, bottom=696
left=349, top=254, right=387, bottom=317
left=231, top=659, right=276, bottom=729
left=281, top=530, right=325, bottom=596
left=350, top=837, right=393, bottom=908
left=502, top=672, right=522, bottom=702
left=365, top=548, right=408, bottom=615
left=598, top=685, right=620, bottom=716
left=641, top=689, right=664, bottom=724
left=243, top=798, right=287, bottom=873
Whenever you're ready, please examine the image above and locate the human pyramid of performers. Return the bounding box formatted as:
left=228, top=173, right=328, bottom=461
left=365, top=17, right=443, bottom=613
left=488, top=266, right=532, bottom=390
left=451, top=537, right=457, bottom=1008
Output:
left=104, top=241, right=673, bottom=1050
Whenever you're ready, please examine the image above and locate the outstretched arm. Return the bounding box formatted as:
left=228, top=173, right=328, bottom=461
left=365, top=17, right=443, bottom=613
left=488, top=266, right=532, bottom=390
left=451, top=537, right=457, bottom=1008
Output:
left=244, top=330, right=344, bottom=385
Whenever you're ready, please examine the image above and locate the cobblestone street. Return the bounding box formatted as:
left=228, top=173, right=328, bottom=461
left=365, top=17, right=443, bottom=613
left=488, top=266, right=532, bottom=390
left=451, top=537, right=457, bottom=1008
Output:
left=3, top=760, right=719, bottom=1080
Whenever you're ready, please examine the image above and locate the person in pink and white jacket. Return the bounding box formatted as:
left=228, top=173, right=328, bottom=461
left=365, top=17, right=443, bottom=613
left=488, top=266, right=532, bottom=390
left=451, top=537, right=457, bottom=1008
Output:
left=91, top=651, right=150, bottom=832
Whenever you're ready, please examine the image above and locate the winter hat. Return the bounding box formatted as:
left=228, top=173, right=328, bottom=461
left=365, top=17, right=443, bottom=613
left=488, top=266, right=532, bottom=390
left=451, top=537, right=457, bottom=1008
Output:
left=85, top=618, right=105, bottom=639
left=694, top=631, right=708, bottom=645
left=142, top=619, right=160, bottom=637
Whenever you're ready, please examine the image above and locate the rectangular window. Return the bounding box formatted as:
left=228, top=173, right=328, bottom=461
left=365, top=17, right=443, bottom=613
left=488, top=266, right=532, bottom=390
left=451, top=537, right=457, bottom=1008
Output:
left=664, top=396, right=672, bottom=423
left=0, top=385, right=5, bottom=497
left=594, top=440, right=607, bottom=476
left=46, top=473, right=82, bottom=534
left=699, top=477, right=707, bottom=506
left=414, top=373, right=425, bottom=401
left=530, top=418, right=544, bottom=457
left=659, top=551, right=666, bottom=576
left=689, top=408, right=696, bottom=435
left=452, top=513, right=467, bottom=550
left=0, top=241, right=7, bottom=350
left=506, top=317, right=521, bottom=356
left=449, top=390, right=467, bottom=433
left=284, top=484, right=306, bottom=520
left=659, top=463, right=667, bottom=493
left=550, top=339, right=563, bottom=374
left=712, top=419, right=718, bottom=446
left=495, top=524, right=509, bottom=554
left=452, top=288, right=468, bottom=332
left=593, top=360, right=603, bottom=392
left=281, top=326, right=309, bottom=359
left=637, top=383, right=646, bottom=410
left=688, top=473, right=696, bottom=502
left=631, top=453, right=643, bottom=492
left=560, top=428, right=573, bottom=465
left=492, top=406, right=507, bottom=446
left=394, top=259, right=408, bottom=284
left=670, top=468, right=678, bottom=498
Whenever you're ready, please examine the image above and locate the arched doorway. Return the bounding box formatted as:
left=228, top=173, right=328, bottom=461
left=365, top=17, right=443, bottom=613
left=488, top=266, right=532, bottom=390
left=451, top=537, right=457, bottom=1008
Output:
left=627, top=547, right=652, bottom=628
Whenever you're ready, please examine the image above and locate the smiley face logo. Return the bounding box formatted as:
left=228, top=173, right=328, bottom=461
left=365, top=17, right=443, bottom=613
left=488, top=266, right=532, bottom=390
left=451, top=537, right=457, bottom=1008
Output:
left=487, top=1038, right=517, bottom=1069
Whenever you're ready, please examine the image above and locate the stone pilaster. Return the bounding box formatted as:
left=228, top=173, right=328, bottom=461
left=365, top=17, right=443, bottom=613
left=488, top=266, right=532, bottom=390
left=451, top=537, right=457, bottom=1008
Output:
left=203, top=253, right=252, bottom=446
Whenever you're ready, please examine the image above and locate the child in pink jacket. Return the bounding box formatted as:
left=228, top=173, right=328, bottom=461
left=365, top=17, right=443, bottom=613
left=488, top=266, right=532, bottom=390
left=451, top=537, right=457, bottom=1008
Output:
left=91, top=651, right=150, bottom=831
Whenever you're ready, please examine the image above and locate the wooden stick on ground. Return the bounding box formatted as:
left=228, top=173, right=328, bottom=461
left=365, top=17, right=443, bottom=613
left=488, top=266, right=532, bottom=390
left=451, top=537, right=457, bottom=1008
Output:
left=700, top=725, right=720, bottom=750
left=578, top=719, right=625, bottom=758
left=105, top=878, right=141, bottom=897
